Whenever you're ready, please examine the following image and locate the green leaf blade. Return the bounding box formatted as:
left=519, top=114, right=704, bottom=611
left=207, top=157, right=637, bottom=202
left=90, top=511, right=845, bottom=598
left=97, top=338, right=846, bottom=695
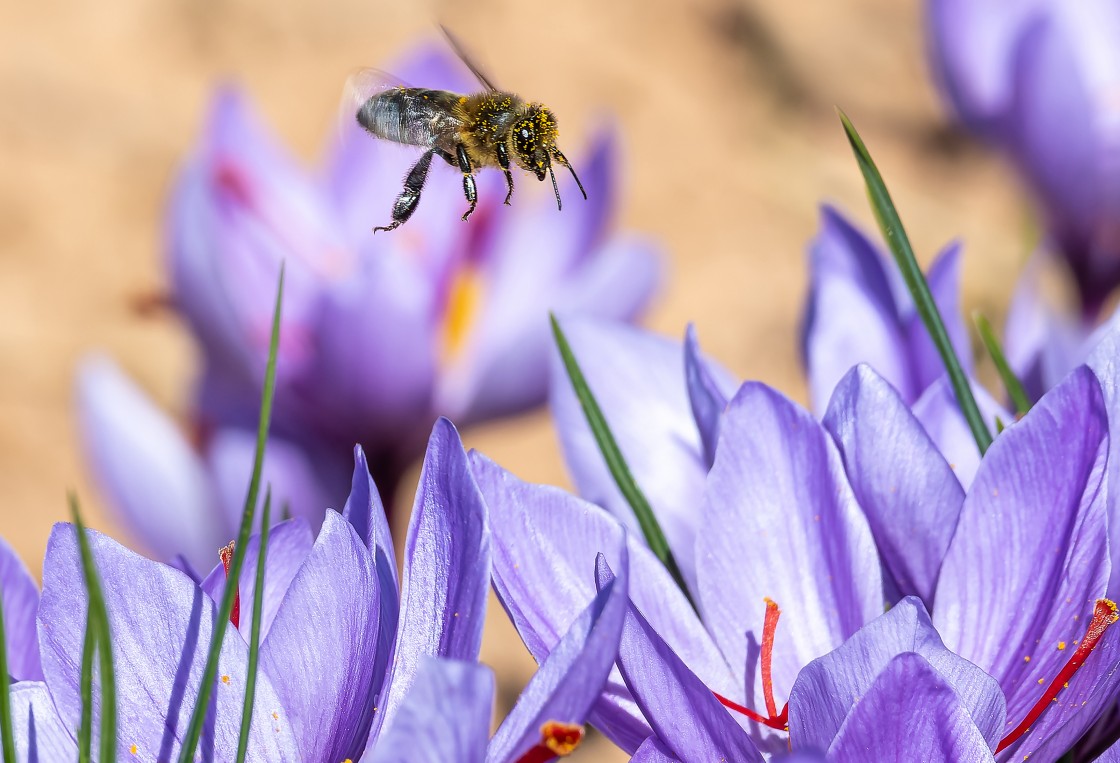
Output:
left=235, top=487, right=271, bottom=763
left=0, top=590, right=17, bottom=763
left=974, top=312, right=1032, bottom=417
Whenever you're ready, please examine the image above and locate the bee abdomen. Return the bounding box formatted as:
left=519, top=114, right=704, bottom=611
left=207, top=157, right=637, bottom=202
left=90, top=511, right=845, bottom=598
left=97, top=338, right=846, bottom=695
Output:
left=357, top=88, right=461, bottom=150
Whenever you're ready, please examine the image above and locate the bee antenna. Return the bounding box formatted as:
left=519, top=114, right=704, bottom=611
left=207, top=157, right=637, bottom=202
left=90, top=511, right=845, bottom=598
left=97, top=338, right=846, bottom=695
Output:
left=549, top=164, right=562, bottom=212
left=553, top=150, right=587, bottom=200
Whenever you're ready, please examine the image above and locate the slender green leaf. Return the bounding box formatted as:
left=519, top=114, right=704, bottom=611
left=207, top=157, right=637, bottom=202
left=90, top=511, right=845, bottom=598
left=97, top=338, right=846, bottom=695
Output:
left=178, top=265, right=284, bottom=763
left=0, top=589, right=16, bottom=763
left=995, top=415, right=1007, bottom=434
left=77, top=615, right=94, bottom=763
left=69, top=494, right=117, bottom=763
left=973, top=312, right=1031, bottom=417
left=550, top=315, right=696, bottom=609
left=838, top=110, right=993, bottom=455
left=235, top=487, right=271, bottom=763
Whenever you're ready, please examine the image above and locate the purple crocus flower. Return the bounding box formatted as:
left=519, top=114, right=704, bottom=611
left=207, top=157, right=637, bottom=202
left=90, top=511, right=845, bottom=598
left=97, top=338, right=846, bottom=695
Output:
left=0, top=535, right=42, bottom=683
left=926, top=0, right=1120, bottom=316
left=369, top=551, right=627, bottom=763
left=800, top=204, right=973, bottom=415
left=11, top=418, right=491, bottom=761
left=168, top=39, right=658, bottom=489
left=481, top=318, right=1120, bottom=760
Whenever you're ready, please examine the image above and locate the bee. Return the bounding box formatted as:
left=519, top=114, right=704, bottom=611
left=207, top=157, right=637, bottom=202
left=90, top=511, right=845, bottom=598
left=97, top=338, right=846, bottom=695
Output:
left=345, top=28, right=587, bottom=233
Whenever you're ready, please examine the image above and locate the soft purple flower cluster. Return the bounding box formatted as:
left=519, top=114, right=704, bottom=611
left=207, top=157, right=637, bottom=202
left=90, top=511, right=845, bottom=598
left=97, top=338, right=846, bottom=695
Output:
left=77, top=39, right=660, bottom=570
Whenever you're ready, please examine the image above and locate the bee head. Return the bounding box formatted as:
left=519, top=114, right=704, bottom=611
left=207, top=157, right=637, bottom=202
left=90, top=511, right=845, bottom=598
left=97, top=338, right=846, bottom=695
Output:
left=509, top=104, right=559, bottom=181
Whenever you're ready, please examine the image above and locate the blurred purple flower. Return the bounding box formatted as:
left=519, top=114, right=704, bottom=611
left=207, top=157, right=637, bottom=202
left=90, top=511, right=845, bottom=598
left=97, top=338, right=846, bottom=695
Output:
left=480, top=314, right=1120, bottom=761
left=801, top=204, right=972, bottom=415
left=16, top=418, right=491, bottom=761
left=169, top=40, right=660, bottom=489
left=927, top=0, right=1120, bottom=316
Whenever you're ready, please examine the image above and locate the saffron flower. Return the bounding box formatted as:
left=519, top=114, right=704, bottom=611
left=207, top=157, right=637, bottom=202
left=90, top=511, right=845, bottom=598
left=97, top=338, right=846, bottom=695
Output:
left=79, top=37, right=660, bottom=564
left=926, top=0, right=1120, bottom=316
left=10, top=418, right=492, bottom=761
left=482, top=315, right=1120, bottom=761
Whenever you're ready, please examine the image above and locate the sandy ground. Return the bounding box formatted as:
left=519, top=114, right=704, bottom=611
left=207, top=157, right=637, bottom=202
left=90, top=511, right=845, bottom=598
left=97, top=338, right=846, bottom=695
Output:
left=1, top=0, right=1029, bottom=757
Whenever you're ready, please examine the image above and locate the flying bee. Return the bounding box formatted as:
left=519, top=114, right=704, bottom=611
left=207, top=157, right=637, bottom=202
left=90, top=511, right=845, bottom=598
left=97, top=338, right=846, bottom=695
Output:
left=344, top=28, right=587, bottom=233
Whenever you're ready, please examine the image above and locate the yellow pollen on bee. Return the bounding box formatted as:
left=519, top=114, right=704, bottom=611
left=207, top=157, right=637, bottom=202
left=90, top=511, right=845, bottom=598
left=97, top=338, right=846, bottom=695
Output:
left=441, top=265, right=484, bottom=364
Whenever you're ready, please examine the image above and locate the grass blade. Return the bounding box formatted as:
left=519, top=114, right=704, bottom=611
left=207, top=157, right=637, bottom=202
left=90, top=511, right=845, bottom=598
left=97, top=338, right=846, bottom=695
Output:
left=838, top=110, right=993, bottom=455
left=235, top=487, right=271, bottom=763
left=69, top=494, right=117, bottom=762
left=973, top=312, right=1031, bottom=417
left=178, top=265, right=284, bottom=763
left=0, top=590, right=16, bottom=763
left=77, top=616, right=94, bottom=763
left=550, top=315, right=696, bottom=609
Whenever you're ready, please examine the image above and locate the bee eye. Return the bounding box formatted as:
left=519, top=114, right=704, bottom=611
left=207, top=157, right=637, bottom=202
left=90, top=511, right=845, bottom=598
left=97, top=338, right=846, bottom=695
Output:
left=520, top=128, right=531, bottom=139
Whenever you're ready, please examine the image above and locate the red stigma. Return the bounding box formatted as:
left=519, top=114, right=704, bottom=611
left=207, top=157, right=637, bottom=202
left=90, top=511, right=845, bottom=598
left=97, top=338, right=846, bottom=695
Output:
left=996, top=599, right=1119, bottom=753
left=513, top=721, right=583, bottom=763
left=218, top=542, right=240, bottom=629
left=715, top=598, right=789, bottom=731
left=213, top=160, right=255, bottom=210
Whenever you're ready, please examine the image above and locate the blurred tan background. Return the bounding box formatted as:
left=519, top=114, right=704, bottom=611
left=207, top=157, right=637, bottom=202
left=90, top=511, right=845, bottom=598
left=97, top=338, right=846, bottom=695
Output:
left=1, top=0, right=1029, bottom=756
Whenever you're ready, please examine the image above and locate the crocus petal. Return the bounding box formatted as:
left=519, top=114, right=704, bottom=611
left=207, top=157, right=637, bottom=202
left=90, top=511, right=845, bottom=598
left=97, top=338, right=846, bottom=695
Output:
left=205, top=428, right=334, bottom=534
left=487, top=552, right=628, bottom=763
left=826, top=653, right=997, bottom=763
left=610, top=584, right=763, bottom=763
left=373, top=419, right=490, bottom=743
left=1, top=682, right=78, bottom=760
left=76, top=356, right=225, bottom=569
left=0, top=535, right=42, bottom=680
left=1085, top=319, right=1120, bottom=596
left=788, top=597, right=1005, bottom=752
left=200, top=517, right=314, bottom=641
left=548, top=317, right=715, bottom=588
left=259, top=511, right=381, bottom=763
left=697, top=382, right=882, bottom=706
left=905, top=242, right=973, bottom=391
left=367, top=658, right=493, bottom=763
left=631, top=737, right=680, bottom=763
left=684, top=324, right=737, bottom=469
left=38, top=525, right=300, bottom=761
left=934, top=367, right=1110, bottom=725
left=910, top=375, right=1011, bottom=489
left=472, top=452, right=733, bottom=753
left=803, top=205, right=911, bottom=413
left=1098, top=737, right=1120, bottom=763
left=823, top=365, right=964, bottom=605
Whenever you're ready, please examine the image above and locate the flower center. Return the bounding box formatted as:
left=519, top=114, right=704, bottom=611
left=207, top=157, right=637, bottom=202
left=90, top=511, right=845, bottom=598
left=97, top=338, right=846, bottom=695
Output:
left=440, top=264, right=483, bottom=364
left=714, top=598, right=789, bottom=731
left=218, top=541, right=240, bottom=629
left=513, top=721, right=583, bottom=763
left=996, top=598, right=1118, bottom=753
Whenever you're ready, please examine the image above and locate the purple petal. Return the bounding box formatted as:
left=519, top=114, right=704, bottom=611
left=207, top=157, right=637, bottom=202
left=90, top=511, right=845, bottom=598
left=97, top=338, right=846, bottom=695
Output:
left=487, top=552, right=628, bottom=763
left=0, top=535, right=42, bottom=680
left=911, top=375, right=1011, bottom=489
left=934, top=367, right=1110, bottom=726
left=201, top=517, right=314, bottom=642
left=472, top=452, right=733, bottom=753
left=1003, top=254, right=1081, bottom=402
left=205, top=429, right=334, bottom=535
left=1085, top=319, right=1120, bottom=597
left=76, top=356, right=226, bottom=569
left=342, top=445, right=395, bottom=566
left=1098, top=736, right=1120, bottom=763
left=696, top=382, right=882, bottom=707
left=373, top=419, right=490, bottom=742
left=259, top=511, right=382, bottom=763
left=684, top=324, right=737, bottom=469
left=905, top=241, right=973, bottom=390
left=367, top=658, right=493, bottom=763
left=4, top=682, right=78, bottom=759
left=548, top=317, right=713, bottom=588
left=823, top=365, right=964, bottom=605
left=610, top=584, right=763, bottom=763
left=826, top=653, right=996, bottom=763
left=38, top=525, right=300, bottom=761
left=788, top=597, right=1005, bottom=752
left=803, top=205, right=911, bottom=414
left=631, top=737, right=680, bottom=763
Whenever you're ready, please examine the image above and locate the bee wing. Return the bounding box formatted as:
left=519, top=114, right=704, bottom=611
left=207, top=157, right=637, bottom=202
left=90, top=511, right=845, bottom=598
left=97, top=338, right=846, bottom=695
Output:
left=338, top=67, right=415, bottom=138
left=439, top=25, right=501, bottom=92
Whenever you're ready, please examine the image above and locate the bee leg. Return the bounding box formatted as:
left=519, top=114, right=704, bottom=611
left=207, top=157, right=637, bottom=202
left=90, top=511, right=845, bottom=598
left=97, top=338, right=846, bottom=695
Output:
left=456, top=144, right=478, bottom=221
left=496, top=142, right=514, bottom=205
left=373, top=149, right=435, bottom=233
